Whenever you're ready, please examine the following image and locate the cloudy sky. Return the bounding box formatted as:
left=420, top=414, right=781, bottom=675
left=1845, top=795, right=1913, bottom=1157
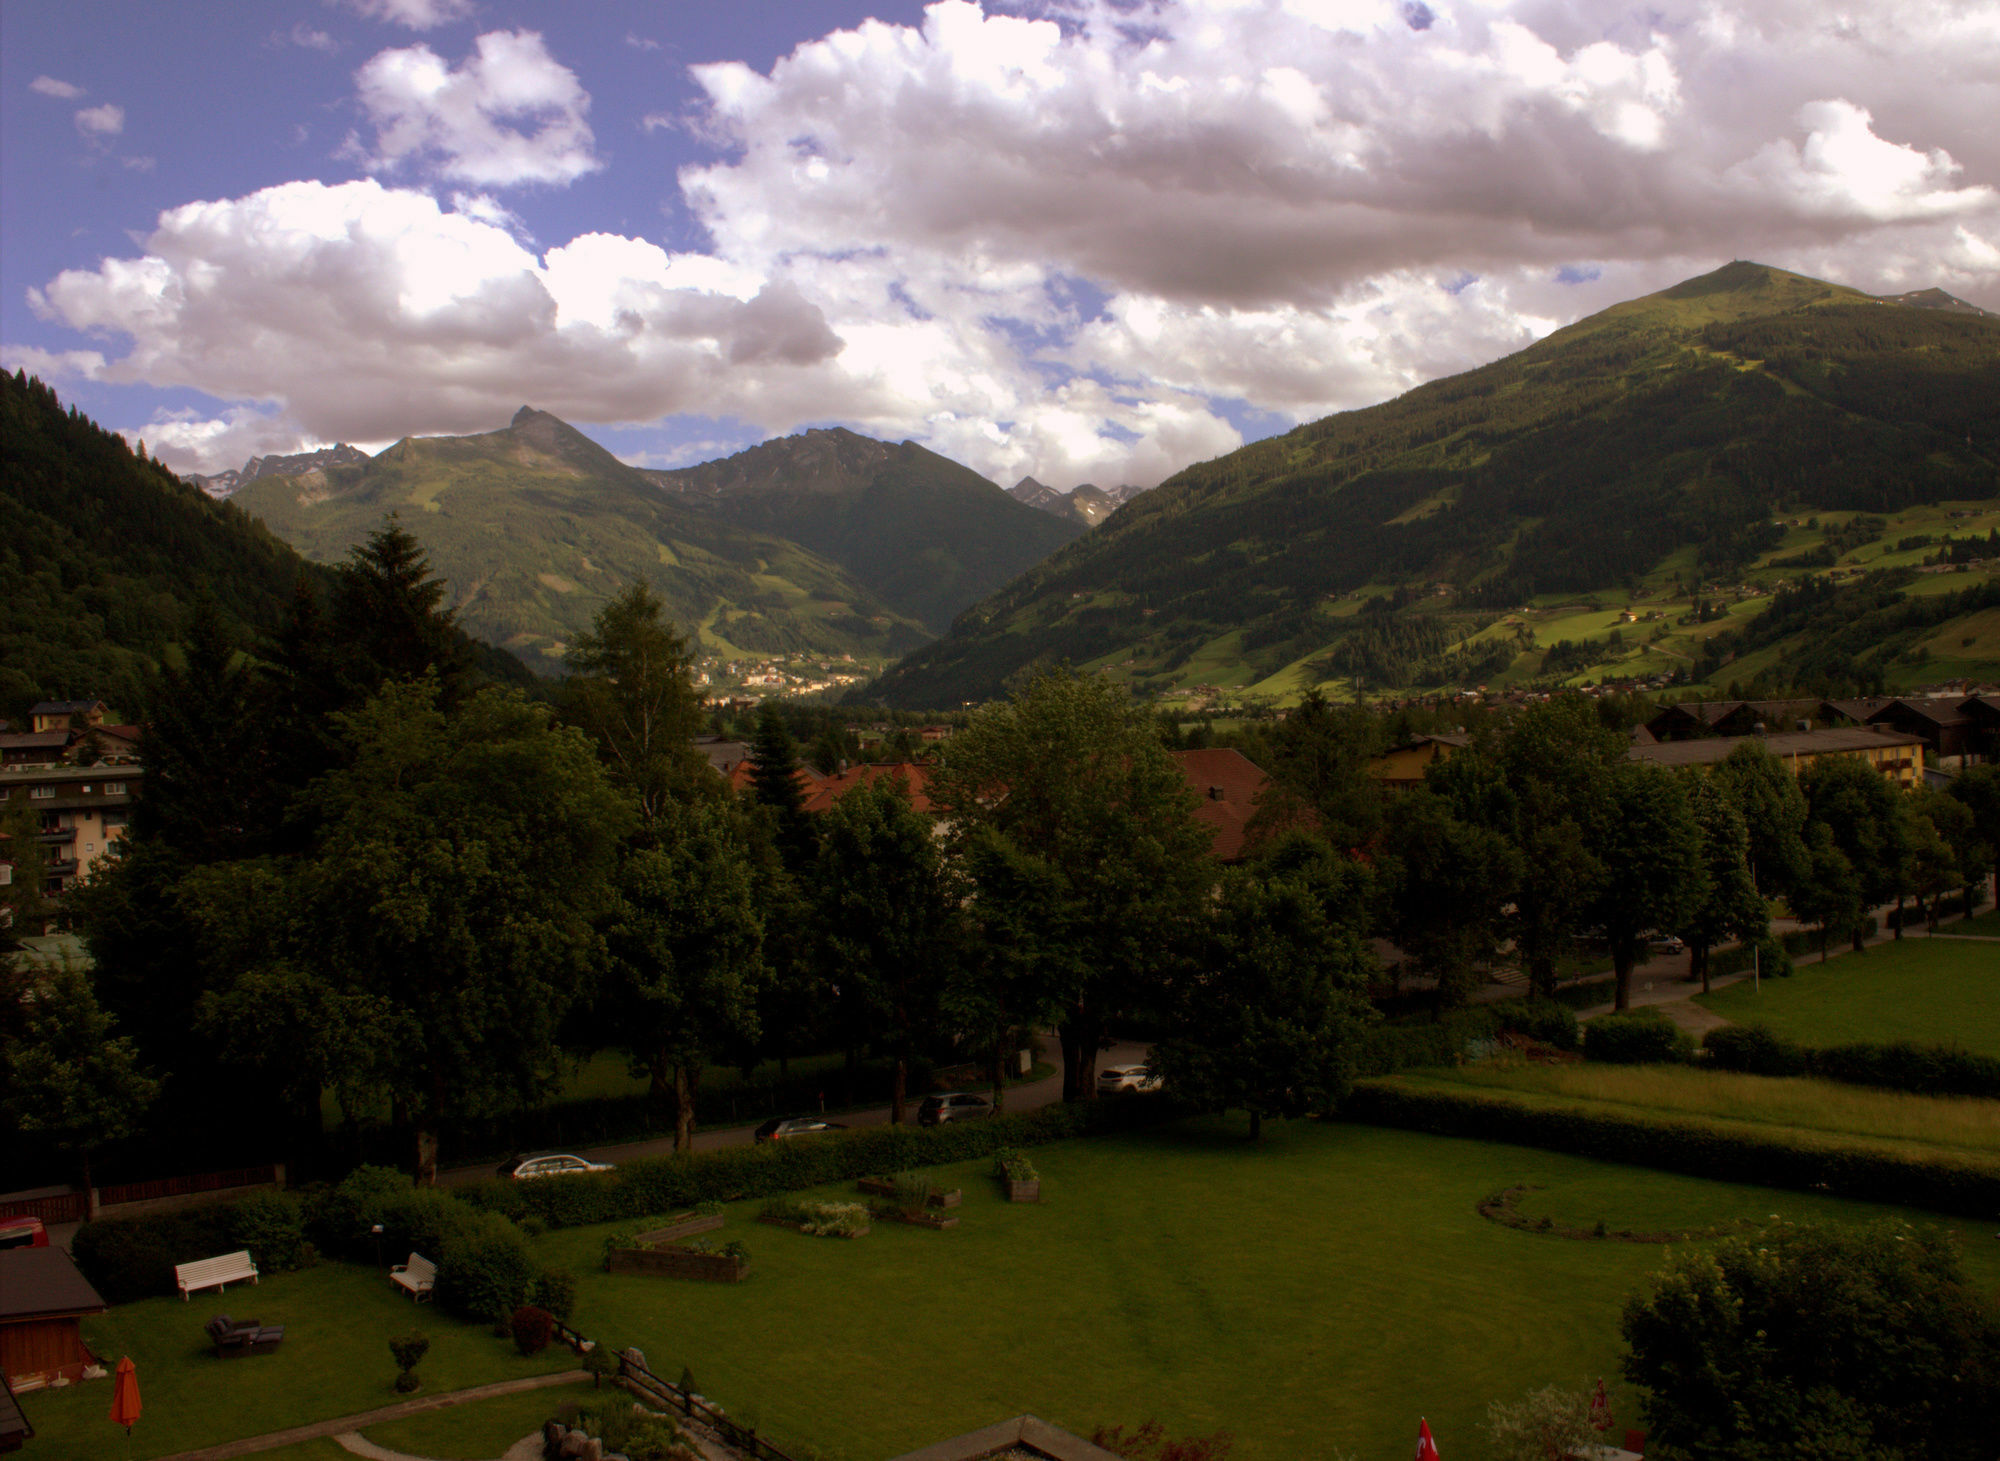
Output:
left=4, top=0, right=1996, bottom=490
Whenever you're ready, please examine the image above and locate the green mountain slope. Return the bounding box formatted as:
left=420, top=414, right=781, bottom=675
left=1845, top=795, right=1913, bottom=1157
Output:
left=642, top=428, right=1081, bottom=634
left=869, top=263, right=2000, bottom=708
left=1, top=370, right=313, bottom=716
left=233, top=408, right=933, bottom=669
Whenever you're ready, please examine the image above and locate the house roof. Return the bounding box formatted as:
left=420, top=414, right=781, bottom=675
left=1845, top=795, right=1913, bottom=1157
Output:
left=889, top=1415, right=1125, bottom=1461
left=1171, top=747, right=1269, bottom=862
left=0, top=1373, right=30, bottom=1448
left=800, top=761, right=938, bottom=814
left=27, top=702, right=103, bottom=717
left=0, top=1249, right=107, bottom=1323
left=1631, top=726, right=1925, bottom=769
left=692, top=737, right=751, bottom=774
left=1821, top=697, right=1893, bottom=725
left=0, top=734, right=69, bottom=753
left=1866, top=697, right=1972, bottom=728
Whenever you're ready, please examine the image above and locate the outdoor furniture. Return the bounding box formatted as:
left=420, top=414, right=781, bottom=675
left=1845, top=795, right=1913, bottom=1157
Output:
left=204, top=1314, right=284, bottom=1357
left=390, top=1252, right=436, bottom=1302
left=174, top=1250, right=259, bottom=1301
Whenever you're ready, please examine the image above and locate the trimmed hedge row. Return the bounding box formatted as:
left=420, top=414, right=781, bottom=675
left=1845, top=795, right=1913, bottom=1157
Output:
left=73, top=1190, right=316, bottom=1305
left=1704, top=1025, right=2000, bottom=1099
left=455, top=1093, right=1181, bottom=1232
left=1583, top=1009, right=1695, bottom=1065
left=1344, top=1079, right=2000, bottom=1219
left=1351, top=999, right=1580, bottom=1079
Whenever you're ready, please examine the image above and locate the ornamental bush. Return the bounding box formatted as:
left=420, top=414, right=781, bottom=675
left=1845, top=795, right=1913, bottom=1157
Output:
left=434, top=1209, right=536, bottom=1322
left=228, top=1190, right=315, bottom=1272
left=1701, top=1024, right=1809, bottom=1077
left=510, top=1304, right=556, bottom=1357
left=531, top=1266, right=577, bottom=1322
left=73, top=1191, right=314, bottom=1304
left=1583, top=1009, right=1693, bottom=1065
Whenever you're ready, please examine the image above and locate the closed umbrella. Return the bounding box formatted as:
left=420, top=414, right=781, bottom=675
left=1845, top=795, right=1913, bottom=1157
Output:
left=109, top=1355, right=141, bottom=1435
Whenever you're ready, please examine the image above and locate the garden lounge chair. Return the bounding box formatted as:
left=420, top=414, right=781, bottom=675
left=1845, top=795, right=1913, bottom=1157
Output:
left=205, top=1314, right=284, bottom=1357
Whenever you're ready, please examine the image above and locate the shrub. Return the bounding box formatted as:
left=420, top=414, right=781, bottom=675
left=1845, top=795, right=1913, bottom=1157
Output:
left=1091, top=1421, right=1235, bottom=1461
left=1484, top=1384, right=1596, bottom=1461
left=1344, top=1080, right=2000, bottom=1218
left=389, top=1330, right=429, bottom=1393
left=511, top=1304, right=556, bottom=1357
left=531, top=1266, right=577, bottom=1322
left=575, top=1403, right=697, bottom=1461
left=1810, top=1040, right=2000, bottom=1100
left=889, top=1174, right=934, bottom=1215
left=303, top=1164, right=412, bottom=1256
left=583, top=1344, right=621, bottom=1388
left=1583, top=1010, right=1693, bottom=1065
left=1702, top=1024, right=1809, bottom=1076
left=228, top=1190, right=315, bottom=1272
left=762, top=1197, right=867, bottom=1237
left=1488, top=999, right=1581, bottom=1052
left=73, top=1192, right=315, bottom=1304
left=994, top=1149, right=1038, bottom=1182
left=434, top=1210, right=536, bottom=1322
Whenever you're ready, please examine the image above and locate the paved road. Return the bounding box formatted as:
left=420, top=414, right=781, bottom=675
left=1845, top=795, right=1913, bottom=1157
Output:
left=436, top=1038, right=1154, bottom=1187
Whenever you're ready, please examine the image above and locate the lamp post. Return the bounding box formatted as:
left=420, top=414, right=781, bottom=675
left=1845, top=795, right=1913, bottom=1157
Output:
left=370, top=1223, right=384, bottom=1269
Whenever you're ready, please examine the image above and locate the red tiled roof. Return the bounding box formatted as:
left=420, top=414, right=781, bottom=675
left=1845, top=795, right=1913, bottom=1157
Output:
left=1170, top=747, right=1269, bottom=862
left=800, top=761, right=937, bottom=814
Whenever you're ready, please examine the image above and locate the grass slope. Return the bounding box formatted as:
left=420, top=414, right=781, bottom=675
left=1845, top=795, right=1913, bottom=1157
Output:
left=870, top=263, right=2000, bottom=707
left=1695, top=936, right=2000, bottom=1053
left=234, top=408, right=930, bottom=671
left=647, top=428, right=1082, bottom=634
left=535, top=1120, right=1999, bottom=1461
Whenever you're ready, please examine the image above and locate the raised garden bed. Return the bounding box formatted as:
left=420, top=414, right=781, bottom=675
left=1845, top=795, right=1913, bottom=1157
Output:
left=874, top=1209, right=958, bottom=1229
left=1003, top=1178, right=1041, bottom=1203
left=606, top=1244, right=748, bottom=1282
left=856, top=1177, right=961, bottom=1209
left=758, top=1199, right=870, bottom=1238
left=994, top=1149, right=1040, bottom=1202
left=633, top=1212, right=724, bottom=1245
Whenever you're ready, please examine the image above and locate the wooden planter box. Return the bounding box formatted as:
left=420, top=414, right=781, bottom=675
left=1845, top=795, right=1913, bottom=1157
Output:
left=876, top=1209, right=959, bottom=1230
left=606, top=1245, right=747, bottom=1283
left=632, top=1213, right=723, bottom=1246
left=757, top=1214, right=869, bottom=1239
left=1004, top=1178, right=1041, bottom=1203
left=855, top=1179, right=961, bottom=1209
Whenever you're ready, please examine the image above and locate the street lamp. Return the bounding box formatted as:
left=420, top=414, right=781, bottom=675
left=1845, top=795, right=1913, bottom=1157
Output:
left=370, top=1223, right=384, bottom=1269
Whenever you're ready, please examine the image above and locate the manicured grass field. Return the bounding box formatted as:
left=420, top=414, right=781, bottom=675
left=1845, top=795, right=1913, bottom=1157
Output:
left=529, top=1120, right=2000, bottom=1461
left=1956, top=906, right=2000, bottom=938
left=1695, top=937, right=2000, bottom=1054
left=24, top=1263, right=575, bottom=1460
left=362, top=1382, right=596, bottom=1458
left=1410, top=1062, right=2000, bottom=1158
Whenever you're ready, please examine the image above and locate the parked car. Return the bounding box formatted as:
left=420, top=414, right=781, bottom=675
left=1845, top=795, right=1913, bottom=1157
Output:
left=753, top=1117, right=849, bottom=1143
left=917, top=1092, right=993, bottom=1126
left=0, top=1216, right=48, bottom=1250
left=495, top=1153, right=616, bottom=1181
left=1651, top=935, right=1687, bottom=954
left=1097, top=1065, right=1163, bottom=1095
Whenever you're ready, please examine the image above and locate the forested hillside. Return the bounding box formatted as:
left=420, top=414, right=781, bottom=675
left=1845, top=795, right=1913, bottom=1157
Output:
left=0, top=370, right=310, bottom=717
left=869, top=264, right=2000, bottom=708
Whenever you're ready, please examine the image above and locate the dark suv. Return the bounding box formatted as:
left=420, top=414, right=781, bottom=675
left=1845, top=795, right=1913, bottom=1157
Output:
left=918, top=1092, right=993, bottom=1126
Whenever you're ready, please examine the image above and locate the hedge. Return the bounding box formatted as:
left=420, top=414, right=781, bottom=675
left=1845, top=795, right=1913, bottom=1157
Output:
left=1344, top=1079, right=2000, bottom=1219
left=73, top=1191, right=316, bottom=1305
left=1706, top=933, right=1799, bottom=981
left=455, top=1093, right=1181, bottom=1231
left=1582, top=1008, right=1694, bottom=1065
left=1350, top=999, right=1580, bottom=1079
left=1704, top=1026, right=2000, bottom=1099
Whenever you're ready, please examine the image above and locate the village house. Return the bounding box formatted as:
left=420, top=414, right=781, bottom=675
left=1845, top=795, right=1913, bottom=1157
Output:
left=1630, top=724, right=1927, bottom=789
left=0, top=1248, right=106, bottom=1391
left=1367, top=733, right=1470, bottom=789
left=0, top=765, right=141, bottom=899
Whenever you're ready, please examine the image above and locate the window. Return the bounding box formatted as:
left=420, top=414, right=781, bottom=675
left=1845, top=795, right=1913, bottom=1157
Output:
left=29, top=786, right=54, bottom=799
left=0, top=864, right=11, bottom=887
left=103, top=781, right=127, bottom=795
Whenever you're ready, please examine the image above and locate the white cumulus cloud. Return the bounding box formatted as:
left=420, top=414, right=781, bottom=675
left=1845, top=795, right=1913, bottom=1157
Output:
left=74, top=103, right=124, bottom=138
left=31, top=76, right=85, bottom=99
left=340, top=0, right=476, bottom=31
left=350, top=29, right=599, bottom=187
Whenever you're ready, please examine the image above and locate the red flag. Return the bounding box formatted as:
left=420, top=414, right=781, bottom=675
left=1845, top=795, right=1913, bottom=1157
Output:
left=1590, top=1379, right=1612, bottom=1431
left=1415, top=1418, right=1441, bottom=1461
left=109, top=1355, right=141, bottom=1435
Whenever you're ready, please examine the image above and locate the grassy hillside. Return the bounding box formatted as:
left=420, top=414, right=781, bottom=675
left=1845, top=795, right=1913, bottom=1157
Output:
left=646, top=428, right=1082, bottom=634
left=234, top=408, right=932, bottom=671
left=1, top=370, right=313, bottom=717
left=869, top=263, right=2000, bottom=708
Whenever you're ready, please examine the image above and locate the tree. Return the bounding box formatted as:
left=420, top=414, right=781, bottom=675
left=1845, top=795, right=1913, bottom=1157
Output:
left=564, top=582, right=710, bottom=831
left=1711, top=742, right=1810, bottom=902
left=1621, top=1220, right=2000, bottom=1460
left=1247, top=689, right=1385, bottom=849
left=1380, top=788, right=1519, bottom=1014
left=606, top=798, right=764, bottom=1151
left=0, top=800, right=54, bottom=952
left=928, top=667, right=1215, bottom=1101
left=2, top=964, right=161, bottom=1192
left=288, top=678, right=632, bottom=1181
left=1790, top=823, right=1863, bottom=962
left=328, top=518, right=471, bottom=703
left=1587, top=762, right=1703, bottom=1011
left=1920, top=780, right=1992, bottom=922
left=1676, top=774, right=1766, bottom=993
left=1945, top=763, right=2000, bottom=911
left=954, top=826, right=1071, bottom=1110
left=745, top=703, right=815, bottom=869
left=811, top=777, right=960, bottom=1123
left=1799, top=755, right=1907, bottom=950
left=1149, top=868, right=1375, bottom=1139
left=1903, top=789, right=1964, bottom=931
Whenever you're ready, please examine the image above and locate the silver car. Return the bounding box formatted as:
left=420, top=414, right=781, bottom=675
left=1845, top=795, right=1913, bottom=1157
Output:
left=1096, top=1065, right=1163, bottom=1094
left=497, top=1153, right=615, bottom=1181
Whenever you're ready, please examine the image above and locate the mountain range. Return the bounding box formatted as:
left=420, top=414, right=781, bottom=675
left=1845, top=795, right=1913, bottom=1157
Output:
left=1008, top=477, right=1151, bottom=528
left=186, top=444, right=371, bottom=499
left=868, top=262, right=2000, bottom=708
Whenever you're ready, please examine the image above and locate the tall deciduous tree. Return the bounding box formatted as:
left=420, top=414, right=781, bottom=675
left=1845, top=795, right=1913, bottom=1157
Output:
left=1945, top=763, right=2000, bottom=911
left=1799, top=755, right=1907, bottom=951
left=1588, top=761, right=1704, bottom=1011
left=1711, top=741, right=1811, bottom=902
left=1790, top=824, right=1862, bottom=962
left=1380, top=787, right=1520, bottom=1015
left=607, top=798, right=764, bottom=1151
left=564, top=582, right=710, bottom=831
left=1150, top=868, right=1375, bottom=1140
left=812, top=776, right=960, bottom=1123
left=1676, top=774, right=1767, bottom=993
left=955, top=826, right=1071, bottom=1111
left=929, top=667, right=1214, bottom=1101
left=2, top=965, right=160, bottom=1193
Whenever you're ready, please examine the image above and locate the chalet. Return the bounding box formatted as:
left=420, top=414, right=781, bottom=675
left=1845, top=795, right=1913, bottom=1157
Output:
left=26, top=701, right=104, bottom=735
left=1864, top=697, right=1977, bottom=763
left=1167, top=747, right=1268, bottom=861
left=890, top=1415, right=1123, bottom=1461
left=1631, top=725, right=1925, bottom=789
left=1961, top=694, right=2000, bottom=762
left=1367, top=734, right=1470, bottom=789
left=0, top=1248, right=106, bottom=1390
left=0, top=765, right=141, bottom=898
left=1643, top=699, right=1828, bottom=741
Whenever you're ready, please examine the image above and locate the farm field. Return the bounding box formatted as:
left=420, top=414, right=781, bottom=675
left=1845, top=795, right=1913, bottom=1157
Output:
left=1405, top=1062, right=2000, bottom=1159
left=1695, top=936, right=2000, bottom=1054
left=530, top=1119, right=2000, bottom=1461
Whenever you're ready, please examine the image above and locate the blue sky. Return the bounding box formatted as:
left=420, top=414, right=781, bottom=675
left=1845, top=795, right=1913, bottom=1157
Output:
left=5, top=0, right=1995, bottom=488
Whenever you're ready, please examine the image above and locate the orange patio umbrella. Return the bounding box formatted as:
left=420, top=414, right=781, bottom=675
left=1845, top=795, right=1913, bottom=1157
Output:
left=109, top=1355, right=141, bottom=1435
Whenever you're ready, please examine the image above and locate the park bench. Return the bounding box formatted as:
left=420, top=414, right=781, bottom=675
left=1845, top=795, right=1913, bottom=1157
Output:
left=175, top=1250, right=259, bottom=1300
left=390, top=1252, right=436, bottom=1302
left=204, top=1314, right=284, bottom=1358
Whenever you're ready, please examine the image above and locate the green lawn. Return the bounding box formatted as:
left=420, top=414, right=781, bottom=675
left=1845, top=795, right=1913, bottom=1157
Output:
left=1696, top=936, right=2000, bottom=1053
left=362, top=1382, right=596, bottom=1458
left=1955, top=906, right=2000, bottom=938
left=527, top=1120, right=2000, bottom=1461
left=24, top=1263, right=575, bottom=1461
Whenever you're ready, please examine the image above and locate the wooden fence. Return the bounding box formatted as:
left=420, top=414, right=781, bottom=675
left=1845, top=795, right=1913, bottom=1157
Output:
left=0, top=1191, right=88, bottom=1224
left=98, top=1164, right=281, bottom=1207
left=620, top=1351, right=801, bottom=1461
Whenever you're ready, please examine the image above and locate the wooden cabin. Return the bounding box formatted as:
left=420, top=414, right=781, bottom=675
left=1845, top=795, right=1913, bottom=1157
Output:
left=0, top=1248, right=106, bottom=1390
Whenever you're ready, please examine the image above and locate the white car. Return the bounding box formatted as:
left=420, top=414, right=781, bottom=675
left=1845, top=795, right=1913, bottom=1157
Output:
left=497, top=1153, right=615, bottom=1181
left=1097, top=1065, right=1163, bottom=1095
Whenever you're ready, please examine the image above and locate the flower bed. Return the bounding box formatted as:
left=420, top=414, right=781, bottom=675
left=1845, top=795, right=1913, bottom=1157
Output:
left=855, top=1176, right=961, bottom=1208
left=757, top=1199, right=870, bottom=1238
left=994, top=1149, right=1040, bottom=1203
left=606, top=1240, right=749, bottom=1282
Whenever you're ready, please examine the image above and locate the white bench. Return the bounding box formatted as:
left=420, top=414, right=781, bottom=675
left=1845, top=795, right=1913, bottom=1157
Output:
left=175, top=1250, right=259, bottom=1301
left=390, top=1252, right=436, bottom=1302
